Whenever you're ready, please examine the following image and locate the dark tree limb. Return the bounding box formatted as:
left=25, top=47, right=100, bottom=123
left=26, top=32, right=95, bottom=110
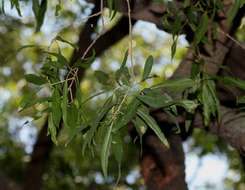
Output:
left=141, top=134, right=188, bottom=190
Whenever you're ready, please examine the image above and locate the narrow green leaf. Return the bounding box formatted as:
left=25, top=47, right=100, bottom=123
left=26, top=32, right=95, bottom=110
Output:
left=137, top=107, right=169, bottom=147
left=115, top=50, right=129, bottom=84
left=228, top=0, right=241, bottom=24
left=101, top=122, right=113, bottom=177
left=194, top=13, right=209, bottom=46
left=94, top=70, right=110, bottom=85
left=152, top=78, right=195, bottom=92
left=82, top=96, right=114, bottom=154
left=61, top=81, right=68, bottom=127
left=25, top=74, right=47, bottom=85
left=48, top=113, right=58, bottom=145
left=219, top=76, right=245, bottom=90
left=55, top=36, right=77, bottom=49
left=142, top=55, right=154, bottom=81
left=32, top=0, right=47, bottom=32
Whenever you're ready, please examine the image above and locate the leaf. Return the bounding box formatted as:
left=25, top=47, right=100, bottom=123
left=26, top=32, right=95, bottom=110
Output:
left=113, top=98, right=141, bottom=132
left=55, top=36, right=77, bottom=49
left=219, top=76, right=245, bottom=90
left=115, top=50, right=129, bottom=84
left=61, top=81, right=68, bottom=127
left=228, top=0, right=242, bottom=24
left=199, top=75, right=220, bottom=126
left=142, top=55, right=154, bottom=81
left=152, top=78, right=195, bottom=92
left=101, top=122, right=113, bottom=177
left=48, top=113, right=58, bottom=145
left=194, top=13, right=209, bottom=46
left=75, top=49, right=96, bottom=68
left=55, top=3, right=61, bottom=16
left=175, top=100, right=198, bottom=113
left=94, top=70, right=110, bottom=85
left=111, top=132, right=123, bottom=183
left=82, top=96, right=114, bottom=154
left=171, top=36, right=178, bottom=59
left=19, top=95, right=50, bottom=111
left=25, top=74, right=47, bottom=85
left=51, top=88, right=62, bottom=127
left=137, top=106, right=169, bottom=147
left=133, top=116, right=148, bottom=155
left=137, top=89, right=171, bottom=109
left=32, top=0, right=47, bottom=32
left=10, top=0, right=22, bottom=16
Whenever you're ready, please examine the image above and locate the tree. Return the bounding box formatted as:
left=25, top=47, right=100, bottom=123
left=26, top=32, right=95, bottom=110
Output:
left=1, top=0, right=245, bottom=190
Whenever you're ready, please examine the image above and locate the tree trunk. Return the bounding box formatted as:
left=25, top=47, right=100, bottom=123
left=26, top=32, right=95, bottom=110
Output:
left=141, top=134, right=188, bottom=190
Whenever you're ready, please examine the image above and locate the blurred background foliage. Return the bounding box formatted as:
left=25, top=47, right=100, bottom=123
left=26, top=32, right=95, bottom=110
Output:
left=0, top=1, right=244, bottom=189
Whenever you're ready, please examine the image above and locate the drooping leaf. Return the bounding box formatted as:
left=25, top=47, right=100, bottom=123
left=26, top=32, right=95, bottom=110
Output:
left=55, top=36, right=77, bottom=49
left=115, top=50, right=130, bottom=85
left=111, top=133, right=123, bottom=182
left=137, top=106, right=169, bottom=147
left=113, top=98, right=141, bottom=132
left=193, top=13, right=209, bottom=46
left=25, top=74, right=47, bottom=85
left=82, top=96, right=114, bottom=154
left=142, top=55, right=154, bottom=81
left=152, top=78, right=196, bottom=92
left=95, top=70, right=110, bottom=85
left=32, top=0, right=47, bottom=32
left=101, top=122, right=113, bottom=177
left=228, top=0, right=242, bottom=24
left=61, top=80, right=68, bottom=127
left=219, top=76, right=245, bottom=90
left=48, top=113, right=58, bottom=145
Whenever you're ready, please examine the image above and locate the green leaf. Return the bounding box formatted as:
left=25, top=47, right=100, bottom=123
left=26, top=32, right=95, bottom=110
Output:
left=228, top=0, right=242, bottom=24
left=32, top=0, right=47, bottom=32
left=101, top=122, right=113, bottom=177
left=61, top=81, right=68, bottom=127
left=55, top=36, right=77, bottom=49
left=51, top=88, right=62, bottom=127
left=48, top=113, right=58, bottom=145
left=115, top=50, right=130, bottom=85
left=142, top=55, right=154, bottom=81
left=137, top=106, right=169, bottom=147
left=219, top=76, right=245, bottom=90
left=194, top=13, right=209, bottom=46
left=94, top=70, right=110, bottom=85
left=10, top=0, right=22, bottom=16
left=111, top=132, right=123, bottom=183
left=82, top=96, right=114, bottom=154
left=152, top=78, right=195, bottom=92
left=175, top=100, right=198, bottom=113
left=25, top=74, right=47, bottom=85
left=55, top=3, right=61, bottom=16
left=113, top=98, right=141, bottom=132
left=137, top=89, right=171, bottom=109
left=133, top=116, right=148, bottom=155
left=199, top=75, right=220, bottom=126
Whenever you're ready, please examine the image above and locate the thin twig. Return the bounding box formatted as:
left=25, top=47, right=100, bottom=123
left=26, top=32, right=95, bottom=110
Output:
left=126, top=0, right=136, bottom=80
left=219, top=29, right=245, bottom=50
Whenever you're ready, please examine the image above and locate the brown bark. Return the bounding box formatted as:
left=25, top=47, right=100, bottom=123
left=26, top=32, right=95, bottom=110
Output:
left=141, top=134, right=188, bottom=190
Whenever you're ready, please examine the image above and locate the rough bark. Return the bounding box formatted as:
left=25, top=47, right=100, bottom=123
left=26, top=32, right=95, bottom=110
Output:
left=141, top=134, right=188, bottom=190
